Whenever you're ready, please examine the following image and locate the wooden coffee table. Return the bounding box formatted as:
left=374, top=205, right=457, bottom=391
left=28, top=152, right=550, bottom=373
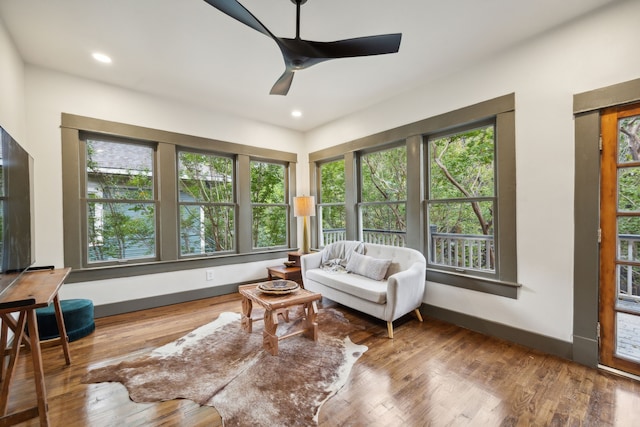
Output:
left=239, top=282, right=321, bottom=356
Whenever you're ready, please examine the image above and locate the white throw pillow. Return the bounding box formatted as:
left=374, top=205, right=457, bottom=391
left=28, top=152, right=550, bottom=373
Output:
left=346, top=252, right=392, bottom=281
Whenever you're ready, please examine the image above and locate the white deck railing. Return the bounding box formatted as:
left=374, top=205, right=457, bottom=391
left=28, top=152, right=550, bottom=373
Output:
left=320, top=231, right=640, bottom=287
left=321, top=229, right=407, bottom=247
left=321, top=229, right=347, bottom=246
left=619, top=234, right=640, bottom=303
left=430, top=232, right=494, bottom=272
left=321, top=228, right=493, bottom=271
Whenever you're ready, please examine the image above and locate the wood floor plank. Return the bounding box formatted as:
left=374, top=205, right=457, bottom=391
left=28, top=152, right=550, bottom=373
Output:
left=1, top=293, right=638, bottom=426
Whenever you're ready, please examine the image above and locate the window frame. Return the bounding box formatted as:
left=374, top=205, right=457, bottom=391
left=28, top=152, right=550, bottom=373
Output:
left=308, top=94, right=518, bottom=298
left=176, top=148, right=237, bottom=258
left=358, top=143, right=408, bottom=246
left=82, top=135, right=158, bottom=266
left=425, top=119, right=497, bottom=279
left=61, top=114, right=298, bottom=283
left=317, top=157, right=347, bottom=247
left=249, top=158, right=290, bottom=250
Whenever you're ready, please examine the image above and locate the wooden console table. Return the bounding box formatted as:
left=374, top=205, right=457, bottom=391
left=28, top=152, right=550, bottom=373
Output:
left=265, top=251, right=305, bottom=287
left=0, top=268, right=72, bottom=426
left=266, top=265, right=302, bottom=286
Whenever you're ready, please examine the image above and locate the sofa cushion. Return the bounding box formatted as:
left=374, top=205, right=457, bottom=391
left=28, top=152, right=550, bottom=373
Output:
left=363, top=243, right=426, bottom=277
left=306, top=268, right=387, bottom=304
left=346, top=252, right=391, bottom=281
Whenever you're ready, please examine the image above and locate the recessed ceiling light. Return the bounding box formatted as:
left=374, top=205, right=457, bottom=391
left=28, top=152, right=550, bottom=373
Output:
left=92, top=52, right=112, bottom=64
left=291, top=110, right=302, bottom=118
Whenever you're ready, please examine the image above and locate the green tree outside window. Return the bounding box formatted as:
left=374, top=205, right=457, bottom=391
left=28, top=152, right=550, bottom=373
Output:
left=250, top=161, right=287, bottom=248
left=178, top=151, right=235, bottom=255
left=86, top=140, right=155, bottom=262
left=617, top=115, right=640, bottom=296
left=428, top=125, right=495, bottom=271
left=360, top=145, right=407, bottom=246
left=319, top=159, right=346, bottom=245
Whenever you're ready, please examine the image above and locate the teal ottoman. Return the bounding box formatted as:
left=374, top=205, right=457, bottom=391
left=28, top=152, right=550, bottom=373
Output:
left=35, top=299, right=95, bottom=342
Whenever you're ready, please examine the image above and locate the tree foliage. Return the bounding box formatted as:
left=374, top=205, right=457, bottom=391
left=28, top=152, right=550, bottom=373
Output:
left=251, top=161, right=286, bottom=248
left=86, top=140, right=155, bottom=262
left=429, top=125, right=495, bottom=236
left=618, top=117, right=640, bottom=212
left=178, top=152, right=234, bottom=254
left=320, top=159, right=346, bottom=231
left=360, top=146, right=407, bottom=234
left=619, top=116, right=640, bottom=162
left=617, top=115, right=640, bottom=293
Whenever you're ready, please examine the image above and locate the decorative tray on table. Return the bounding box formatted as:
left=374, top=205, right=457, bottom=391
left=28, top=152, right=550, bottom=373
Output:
left=258, top=280, right=299, bottom=295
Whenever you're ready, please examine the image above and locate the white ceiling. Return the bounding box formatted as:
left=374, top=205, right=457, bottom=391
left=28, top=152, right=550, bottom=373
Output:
left=0, top=0, right=619, bottom=132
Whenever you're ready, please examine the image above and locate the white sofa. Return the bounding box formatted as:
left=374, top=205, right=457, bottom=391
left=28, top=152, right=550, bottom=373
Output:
left=301, top=241, right=426, bottom=338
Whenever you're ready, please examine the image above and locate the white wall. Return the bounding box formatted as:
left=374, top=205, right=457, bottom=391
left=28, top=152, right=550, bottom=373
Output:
left=22, top=66, right=304, bottom=305
left=0, top=17, right=26, bottom=143
left=305, top=0, right=640, bottom=343
left=3, top=1, right=639, bottom=340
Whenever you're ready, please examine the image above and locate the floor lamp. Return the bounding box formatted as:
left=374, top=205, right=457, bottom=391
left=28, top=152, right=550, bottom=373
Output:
left=294, top=196, right=315, bottom=254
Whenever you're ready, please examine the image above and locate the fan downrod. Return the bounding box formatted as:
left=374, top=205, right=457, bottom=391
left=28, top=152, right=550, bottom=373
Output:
left=290, top=0, right=308, bottom=4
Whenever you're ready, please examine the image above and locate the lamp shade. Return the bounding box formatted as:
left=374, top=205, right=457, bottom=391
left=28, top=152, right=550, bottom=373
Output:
left=293, top=196, right=316, bottom=217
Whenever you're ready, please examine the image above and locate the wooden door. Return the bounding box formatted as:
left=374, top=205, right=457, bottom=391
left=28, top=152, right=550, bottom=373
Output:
left=599, top=103, right=640, bottom=376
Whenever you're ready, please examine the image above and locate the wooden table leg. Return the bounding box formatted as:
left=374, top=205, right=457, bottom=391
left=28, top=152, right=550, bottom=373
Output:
left=241, top=297, right=253, bottom=333
left=0, top=311, right=27, bottom=416
left=26, top=309, right=49, bottom=426
left=303, top=301, right=319, bottom=341
left=52, top=295, right=71, bottom=365
left=263, top=310, right=279, bottom=356
left=0, top=319, right=7, bottom=382
left=0, top=313, right=31, bottom=351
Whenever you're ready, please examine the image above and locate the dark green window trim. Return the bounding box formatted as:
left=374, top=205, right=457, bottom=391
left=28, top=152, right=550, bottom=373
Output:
left=64, top=249, right=293, bottom=284
left=309, top=94, right=518, bottom=298
left=426, top=270, right=519, bottom=299
left=61, top=113, right=298, bottom=281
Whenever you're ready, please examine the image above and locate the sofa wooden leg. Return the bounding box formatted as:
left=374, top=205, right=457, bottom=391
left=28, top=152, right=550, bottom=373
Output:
left=387, top=322, right=394, bottom=339
left=414, top=308, right=423, bottom=322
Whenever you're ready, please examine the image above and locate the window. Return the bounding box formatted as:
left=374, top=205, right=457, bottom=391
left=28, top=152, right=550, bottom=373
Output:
left=424, top=107, right=517, bottom=295
left=360, top=145, right=407, bottom=247
left=427, top=123, right=495, bottom=275
left=308, top=94, right=516, bottom=297
left=85, top=138, right=156, bottom=264
left=178, top=150, right=235, bottom=256
left=62, top=114, right=297, bottom=280
left=250, top=160, right=287, bottom=249
left=318, top=159, right=346, bottom=246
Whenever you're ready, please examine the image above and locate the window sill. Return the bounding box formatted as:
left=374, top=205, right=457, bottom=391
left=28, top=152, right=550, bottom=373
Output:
left=66, top=249, right=293, bottom=283
left=426, top=268, right=520, bottom=299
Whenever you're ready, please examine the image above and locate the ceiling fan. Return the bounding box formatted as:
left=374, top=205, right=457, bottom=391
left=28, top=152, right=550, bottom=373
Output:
left=203, top=0, right=402, bottom=96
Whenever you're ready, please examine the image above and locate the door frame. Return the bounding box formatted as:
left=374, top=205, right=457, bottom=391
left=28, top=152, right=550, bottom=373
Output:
left=574, top=78, right=640, bottom=367
left=598, top=103, right=640, bottom=376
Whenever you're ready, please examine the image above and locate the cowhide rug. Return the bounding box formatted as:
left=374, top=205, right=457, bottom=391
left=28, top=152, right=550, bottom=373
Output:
left=84, top=307, right=367, bottom=426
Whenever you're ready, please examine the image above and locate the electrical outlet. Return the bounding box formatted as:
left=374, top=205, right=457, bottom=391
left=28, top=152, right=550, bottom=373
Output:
left=206, top=270, right=215, bottom=281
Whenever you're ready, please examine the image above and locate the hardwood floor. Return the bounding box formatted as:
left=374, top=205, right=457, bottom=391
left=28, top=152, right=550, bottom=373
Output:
left=3, top=293, right=639, bottom=426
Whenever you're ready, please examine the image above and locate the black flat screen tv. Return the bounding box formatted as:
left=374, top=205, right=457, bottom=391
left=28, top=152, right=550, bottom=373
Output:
left=0, top=125, right=35, bottom=297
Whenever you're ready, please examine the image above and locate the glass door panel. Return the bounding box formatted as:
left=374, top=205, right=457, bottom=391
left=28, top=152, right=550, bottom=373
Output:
left=600, top=104, right=640, bottom=375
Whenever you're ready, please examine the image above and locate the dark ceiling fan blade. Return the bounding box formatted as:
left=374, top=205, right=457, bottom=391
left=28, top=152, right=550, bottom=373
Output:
left=202, top=0, right=275, bottom=39
left=304, top=33, right=402, bottom=59
left=203, top=0, right=402, bottom=95
left=272, top=33, right=401, bottom=72
left=270, top=70, right=295, bottom=96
